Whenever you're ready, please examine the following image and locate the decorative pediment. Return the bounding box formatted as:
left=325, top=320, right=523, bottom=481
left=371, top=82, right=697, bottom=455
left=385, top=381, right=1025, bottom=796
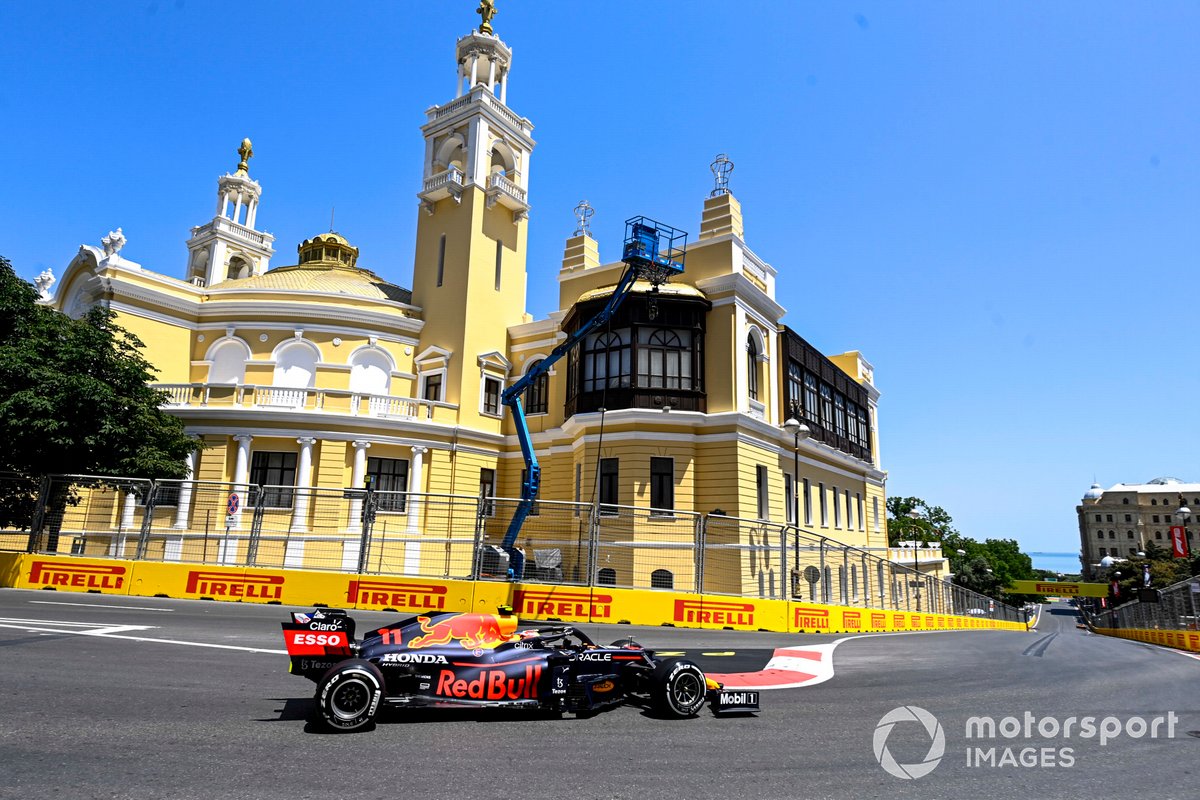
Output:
left=414, top=345, right=452, bottom=369
left=477, top=350, right=512, bottom=376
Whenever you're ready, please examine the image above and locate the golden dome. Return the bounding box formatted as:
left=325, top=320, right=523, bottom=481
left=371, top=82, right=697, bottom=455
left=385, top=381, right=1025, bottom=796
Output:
left=208, top=265, right=412, bottom=304
left=298, top=231, right=359, bottom=268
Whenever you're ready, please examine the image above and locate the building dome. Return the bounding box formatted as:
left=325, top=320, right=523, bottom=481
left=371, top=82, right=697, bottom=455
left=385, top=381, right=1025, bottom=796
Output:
left=1099, top=555, right=1115, bottom=568
left=1083, top=482, right=1104, bottom=501
left=298, top=231, right=359, bottom=268
left=1147, top=477, right=1185, bottom=486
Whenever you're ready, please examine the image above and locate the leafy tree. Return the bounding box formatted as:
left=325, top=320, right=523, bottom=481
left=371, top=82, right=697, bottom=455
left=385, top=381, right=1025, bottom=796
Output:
left=887, top=495, right=1039, bottom=604
left=0, top=256, right=199, bottom=537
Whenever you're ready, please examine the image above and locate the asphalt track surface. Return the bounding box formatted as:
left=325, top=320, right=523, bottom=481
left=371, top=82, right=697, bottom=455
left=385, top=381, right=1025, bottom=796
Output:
left=1, top=590, right=1197, bottom=800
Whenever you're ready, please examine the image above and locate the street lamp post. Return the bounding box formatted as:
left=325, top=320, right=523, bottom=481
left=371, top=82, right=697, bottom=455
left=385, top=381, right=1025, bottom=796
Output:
left=782, top=417, right=812, bottom=587
left=906, top=508, right=923, bottom=612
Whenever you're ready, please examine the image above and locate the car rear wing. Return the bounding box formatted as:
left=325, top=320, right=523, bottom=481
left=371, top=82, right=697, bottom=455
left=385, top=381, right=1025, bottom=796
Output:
left=281, top=608, right=355, bottom=658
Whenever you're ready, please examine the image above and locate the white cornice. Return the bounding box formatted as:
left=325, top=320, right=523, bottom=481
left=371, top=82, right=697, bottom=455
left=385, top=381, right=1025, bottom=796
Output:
left=695, top=273, right=786, bottom=320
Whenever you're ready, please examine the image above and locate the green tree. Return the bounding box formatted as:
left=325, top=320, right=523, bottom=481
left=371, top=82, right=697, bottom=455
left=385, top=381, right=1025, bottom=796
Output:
left=0, top=256, right=199, bottom=535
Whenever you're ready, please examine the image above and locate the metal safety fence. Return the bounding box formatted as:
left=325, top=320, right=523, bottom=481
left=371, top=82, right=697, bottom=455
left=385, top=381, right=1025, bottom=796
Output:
left=1087, top=575, right=1200, bottom=633
left=0, top=472, right=1020, bottom=620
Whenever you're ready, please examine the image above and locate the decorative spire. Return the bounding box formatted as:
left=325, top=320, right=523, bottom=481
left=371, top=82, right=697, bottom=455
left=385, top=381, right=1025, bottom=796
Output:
left=235, top=137, right=254, bottom=176
left=476, top=0, right=497, bottom=35
left=573, top=200, right=594, bottom=237
left=709, top=153, right=733, bottom=197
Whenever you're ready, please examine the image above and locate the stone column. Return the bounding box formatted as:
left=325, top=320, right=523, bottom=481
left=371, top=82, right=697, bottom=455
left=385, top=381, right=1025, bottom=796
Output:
left=233, top=193, right=244, bottom=226
left=500, top=69, right=508, bottom=104
left=343, top=440, right=371, bottom=570
left=286, top=437, right=316, bottom=567
left=488, top=56, right=496, bottom=91
left=115, top=491, right=138, bottom=557
left=173, top=450, right=197, bottom=529
left=404, top=446, right=428, bottom=574
left=469, top=53, right=479, bottom=87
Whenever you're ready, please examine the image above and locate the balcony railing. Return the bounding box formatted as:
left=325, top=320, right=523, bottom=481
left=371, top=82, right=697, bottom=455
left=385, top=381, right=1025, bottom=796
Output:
left=422, top=166, right=463, bottom=194
left=488, top=172, right=526, bottom=203
left=154, top=383, right=456, bottom=422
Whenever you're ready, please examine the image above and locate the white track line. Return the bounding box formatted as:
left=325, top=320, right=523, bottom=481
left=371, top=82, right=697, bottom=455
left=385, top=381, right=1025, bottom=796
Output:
left=0, top=618, right=286, bottom=654
left=28, top=600, right=175, bottom=612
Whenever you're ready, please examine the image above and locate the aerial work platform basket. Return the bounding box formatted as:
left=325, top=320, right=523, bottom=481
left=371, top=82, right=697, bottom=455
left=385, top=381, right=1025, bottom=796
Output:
left=621, top=216, right=687, bottom=287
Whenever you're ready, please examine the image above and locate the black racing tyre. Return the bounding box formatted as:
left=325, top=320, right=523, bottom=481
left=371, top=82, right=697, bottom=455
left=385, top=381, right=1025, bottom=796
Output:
left=315, top=659, right=385, bottom=732
left=651, top=658, right=707, bottom=718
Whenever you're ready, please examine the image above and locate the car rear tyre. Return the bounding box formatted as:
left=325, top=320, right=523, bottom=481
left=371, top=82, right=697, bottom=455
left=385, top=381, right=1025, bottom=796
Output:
left=316, top=659, right=384, bottom=732
left=651, top=658, right=707, bottom=718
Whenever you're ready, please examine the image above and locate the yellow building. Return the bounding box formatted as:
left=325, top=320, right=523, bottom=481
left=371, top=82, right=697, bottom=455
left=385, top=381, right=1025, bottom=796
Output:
left=44, top=13, right=888, bottom=599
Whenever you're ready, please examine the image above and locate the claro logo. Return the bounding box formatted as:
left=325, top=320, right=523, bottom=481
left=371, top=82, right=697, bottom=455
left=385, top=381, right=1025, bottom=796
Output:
left=28, top=561, right=126, bottom=590
left=346, top=579, right=446, bottom=610
left=514, top=590, right=611, bottom=619
left=673, top=599, right=754, bottom=626
left=184, top=570, right=283, bottom=600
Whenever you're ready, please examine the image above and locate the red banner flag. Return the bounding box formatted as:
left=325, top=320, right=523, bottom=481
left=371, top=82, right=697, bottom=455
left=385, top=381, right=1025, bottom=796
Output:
left=1170, top=526, right=1190, bottom=559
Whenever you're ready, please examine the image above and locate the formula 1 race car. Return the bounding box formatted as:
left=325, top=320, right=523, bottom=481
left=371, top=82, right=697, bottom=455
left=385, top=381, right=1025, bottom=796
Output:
left=282, top=607, right=759, bottom=731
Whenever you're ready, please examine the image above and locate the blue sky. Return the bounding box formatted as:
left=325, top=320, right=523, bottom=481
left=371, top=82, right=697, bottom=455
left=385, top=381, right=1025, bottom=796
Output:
left=2, top=2, right=1197, bottom=559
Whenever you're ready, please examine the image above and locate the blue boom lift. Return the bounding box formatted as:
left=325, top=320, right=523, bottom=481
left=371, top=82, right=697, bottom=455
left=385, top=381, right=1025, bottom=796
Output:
left=497, top=216, right=687, bottom=580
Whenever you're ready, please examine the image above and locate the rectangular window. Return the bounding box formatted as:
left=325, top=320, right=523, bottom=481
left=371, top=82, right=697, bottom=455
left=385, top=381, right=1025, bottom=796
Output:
left=819, top=482, right=827, bottom=527
left=845, top=489, right=853, bottom=529
left=846, top=403, right=859, bottom=446
left=250, top=451, right=297, bottom=508
left=833, top=485, right=841, bottom=528
left=784, top=473, right=795, bottom=524
left=834, top=393, right=847, bottom=438
left=494, top=239, right=503, bottom=291
left=1125, top=514, right=1132, bottom=522
left=859, top=412, right=870, bottom=451
left=479, top=468, right=496, bottom=517
left=873, top=496, right=880, bottom=531
left=756, top=465, right=769, bottom=520
left=820, top=383, right=834, bottom=430
left=367, top=457, right=409, bottom=512
left=803, top=372, right=819, bottom=424
left=857, top=493, right=864, bottom=530
left=482, top=376, right=501, bottom=416
left=422, top=373, right=443, bottom=402
left=1094, top=514, right=1102, bottom=522
left=599, top=458, right=619, bottom=515
left=787, top=362, right=803, bottom=418
left=1098, top=547, right=1107, bottom=556
left=650, top=457, right=674, bottom=515
left=436, top=234, right=446, bottom=287
left=1106, top=514, right=1113, bottom=522
left=803, top=478, right=812, bottom=526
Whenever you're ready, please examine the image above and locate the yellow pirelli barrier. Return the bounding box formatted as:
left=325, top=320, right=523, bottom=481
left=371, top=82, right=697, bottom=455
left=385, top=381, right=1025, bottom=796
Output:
left=0, top=553, right=1028, bottom=634
left=1093, top=626, right=1200, bottom=653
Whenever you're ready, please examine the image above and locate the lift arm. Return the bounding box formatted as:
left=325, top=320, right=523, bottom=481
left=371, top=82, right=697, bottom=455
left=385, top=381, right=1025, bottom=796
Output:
left=496, top=217, right=686, bottom=580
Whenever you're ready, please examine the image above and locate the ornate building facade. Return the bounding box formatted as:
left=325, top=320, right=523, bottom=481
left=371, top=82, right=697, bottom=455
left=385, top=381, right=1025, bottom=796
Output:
left=43, top=11, right=888, bottom=594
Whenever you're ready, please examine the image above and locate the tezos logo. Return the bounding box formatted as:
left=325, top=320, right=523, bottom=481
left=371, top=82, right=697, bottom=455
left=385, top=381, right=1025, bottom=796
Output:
left=873, top=705, right=945, bottom=779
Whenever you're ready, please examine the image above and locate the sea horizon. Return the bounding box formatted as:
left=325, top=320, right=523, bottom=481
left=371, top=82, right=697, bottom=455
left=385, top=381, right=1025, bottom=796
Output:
left=1028, top=551, right=1082, bottom=574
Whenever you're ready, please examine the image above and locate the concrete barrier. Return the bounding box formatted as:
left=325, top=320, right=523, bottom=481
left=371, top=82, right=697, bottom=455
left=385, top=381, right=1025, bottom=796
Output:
left=0, top=553, right=1029, bottom=633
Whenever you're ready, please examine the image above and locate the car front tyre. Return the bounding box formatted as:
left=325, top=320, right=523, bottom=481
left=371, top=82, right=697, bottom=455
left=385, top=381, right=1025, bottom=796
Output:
left=652, top=659, right=707, bottom=718
left=316, top=659, right=384, bottom=732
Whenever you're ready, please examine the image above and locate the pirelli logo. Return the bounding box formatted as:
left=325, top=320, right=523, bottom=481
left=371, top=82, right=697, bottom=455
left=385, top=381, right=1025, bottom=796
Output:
left=514, top=589, right=611, bottom=620
left=673, top=599, right=755, bottom=626
left=184, top=570, right=283, bottom=600
left=871, top=612, right=886, bottom=628
left=27, top=561, right=125, bottom=590
left=892, top=613, right=906, bottom=628
left=346, top=579, right=446, bottom=610
left=842, top=610, right=862, bottom=629
left=793, top=606, right=830, bottom=629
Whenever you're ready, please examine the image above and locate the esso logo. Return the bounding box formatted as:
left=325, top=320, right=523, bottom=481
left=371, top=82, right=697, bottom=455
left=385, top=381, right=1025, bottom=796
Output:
left=294, top=633, right=344, bottom=646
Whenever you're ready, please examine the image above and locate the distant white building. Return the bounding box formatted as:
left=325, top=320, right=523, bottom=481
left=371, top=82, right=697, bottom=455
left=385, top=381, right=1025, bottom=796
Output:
left=1076, top=477, right=1198, bottom=579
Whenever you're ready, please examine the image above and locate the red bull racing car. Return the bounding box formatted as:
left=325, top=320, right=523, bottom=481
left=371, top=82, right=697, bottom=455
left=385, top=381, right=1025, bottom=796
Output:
left=282, top=607, right=759, bottom=731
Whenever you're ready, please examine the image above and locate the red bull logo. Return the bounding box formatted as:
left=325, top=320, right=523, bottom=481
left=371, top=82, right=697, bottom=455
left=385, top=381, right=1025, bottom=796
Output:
left=435, top=665, right=542, bottom=700
left=842, top=610, right=862, bottom=629
left=346, top=579, right=446, bottom=611
left=871, top=612, right=886, bottom=629
left=27, top=561, right=125, bottom=590
left=408, top=614, right=518, bottom=650
left=514, top=590, right=612, bottom=620
left=184, top=570, right=283, bottom=600
left=793, top=606, right=830, bottom=629
left=673, top=599, right=755, bottom=626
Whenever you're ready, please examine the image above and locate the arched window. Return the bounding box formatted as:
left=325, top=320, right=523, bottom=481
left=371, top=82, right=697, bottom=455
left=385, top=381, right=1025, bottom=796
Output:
left=523, top=359, right=549, bottom=415
left=270, top=341, right=318, bottom=408
left=1095, top=531, right=1104, bottom=539
left=747, top=335, right=760, bottom=401
left=650, top=569, right=674, bottom=590
left=582, top=330, right=630, bottom=392
left=596, top=568, right=617, bottom=586
left=637, top=328, right=692, bottom=390
left=208, top=339, right=249, bottom=385
left=228, top=255, right=251, bottom=280
left=350, top=349, right=392, bottom=397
